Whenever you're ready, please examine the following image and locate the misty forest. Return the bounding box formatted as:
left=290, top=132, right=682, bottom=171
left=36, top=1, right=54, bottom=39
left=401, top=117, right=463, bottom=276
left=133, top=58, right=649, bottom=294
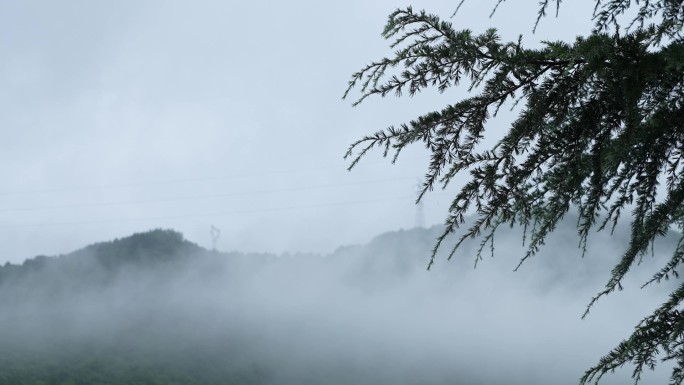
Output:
left=0, top=223, right=678, bottom=385
left=2, top=0, right=684, bottom=384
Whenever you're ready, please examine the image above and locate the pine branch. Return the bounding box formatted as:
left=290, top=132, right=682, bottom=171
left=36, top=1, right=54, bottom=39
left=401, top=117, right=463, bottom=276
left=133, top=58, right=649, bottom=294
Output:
left=345, top=4, right=684, bottom=384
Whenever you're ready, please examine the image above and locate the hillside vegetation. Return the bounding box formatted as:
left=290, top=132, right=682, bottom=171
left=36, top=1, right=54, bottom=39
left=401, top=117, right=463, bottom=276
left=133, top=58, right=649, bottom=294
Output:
left=0, top=224, right=678, bottom=384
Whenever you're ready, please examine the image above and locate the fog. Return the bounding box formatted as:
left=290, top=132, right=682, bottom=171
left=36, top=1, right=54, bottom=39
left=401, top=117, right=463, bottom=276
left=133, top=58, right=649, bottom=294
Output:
left=0, top=0, right=601, bottom=261
left=0, top=221, right=676, bottom=384
left=0, top=0, right=674, bottom=383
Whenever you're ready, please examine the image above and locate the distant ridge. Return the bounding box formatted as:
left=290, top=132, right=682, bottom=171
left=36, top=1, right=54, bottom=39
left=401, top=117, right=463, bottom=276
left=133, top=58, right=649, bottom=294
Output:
left=0, top=229, right=216, bottom=296
left=14, top=229, right=205, bottom=270
left=66, top=228, right=206, bottom=266
left=0, top=222, right=678, bottom=385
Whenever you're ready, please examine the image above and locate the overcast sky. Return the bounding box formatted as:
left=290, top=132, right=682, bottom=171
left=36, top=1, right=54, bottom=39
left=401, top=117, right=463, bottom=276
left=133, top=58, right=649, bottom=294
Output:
left=0, top=0, right=599, bottom=263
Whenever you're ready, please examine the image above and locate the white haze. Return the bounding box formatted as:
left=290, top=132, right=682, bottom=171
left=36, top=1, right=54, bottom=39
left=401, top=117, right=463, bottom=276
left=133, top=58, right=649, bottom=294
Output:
left=0, top=1, right=673, bottom=383
left=0, top=221, right=676, bottom=384
left=0, top=0, right=600, bottom=262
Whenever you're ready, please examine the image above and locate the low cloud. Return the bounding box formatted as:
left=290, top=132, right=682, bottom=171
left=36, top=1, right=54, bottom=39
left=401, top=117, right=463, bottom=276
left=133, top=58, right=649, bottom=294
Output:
left=0, top=222, right=675, bottom=384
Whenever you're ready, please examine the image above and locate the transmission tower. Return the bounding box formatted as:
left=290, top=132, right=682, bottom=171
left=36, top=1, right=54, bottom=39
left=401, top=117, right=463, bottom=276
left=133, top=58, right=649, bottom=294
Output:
left=415, top=179, right=425, bottom=228
left=210, top=225, right=221, bottom=251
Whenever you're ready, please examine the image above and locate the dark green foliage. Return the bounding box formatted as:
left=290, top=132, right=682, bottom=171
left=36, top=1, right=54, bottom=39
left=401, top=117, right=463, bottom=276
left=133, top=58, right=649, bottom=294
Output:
left=70, top=229, right=203, bottom=267
left=344, top=1, right=684, bottom=384
left=0, top=230, right=208, bottom=302
left=0, top=349, right=272, bottom=385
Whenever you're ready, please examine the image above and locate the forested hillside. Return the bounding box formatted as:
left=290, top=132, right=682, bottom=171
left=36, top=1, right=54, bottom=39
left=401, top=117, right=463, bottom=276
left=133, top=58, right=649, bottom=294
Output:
left=0, top=224, right=678, bottom=385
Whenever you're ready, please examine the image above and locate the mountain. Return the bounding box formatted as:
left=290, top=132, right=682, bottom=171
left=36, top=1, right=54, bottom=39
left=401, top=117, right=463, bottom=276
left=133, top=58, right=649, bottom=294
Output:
left=66, top=228, right=205, bottom=265
left=0, top=222, right=679, bottom=385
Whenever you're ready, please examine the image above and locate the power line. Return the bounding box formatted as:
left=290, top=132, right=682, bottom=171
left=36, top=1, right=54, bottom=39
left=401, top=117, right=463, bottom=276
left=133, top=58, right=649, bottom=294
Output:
left=0, top=177, right=414, bottom=213
left=0, top=195, right=414, bottom=229
left=0, top=157, right=425, bottom=196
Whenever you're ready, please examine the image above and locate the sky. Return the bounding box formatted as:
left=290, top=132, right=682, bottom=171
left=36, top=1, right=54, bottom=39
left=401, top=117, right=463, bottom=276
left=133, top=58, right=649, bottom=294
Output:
left=0, top=0, right=599, bottom=263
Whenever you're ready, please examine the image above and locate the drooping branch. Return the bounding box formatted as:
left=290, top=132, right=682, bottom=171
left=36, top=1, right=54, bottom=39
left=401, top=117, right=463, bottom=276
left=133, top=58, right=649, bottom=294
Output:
left=345, top=4, right=684, bottom=384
